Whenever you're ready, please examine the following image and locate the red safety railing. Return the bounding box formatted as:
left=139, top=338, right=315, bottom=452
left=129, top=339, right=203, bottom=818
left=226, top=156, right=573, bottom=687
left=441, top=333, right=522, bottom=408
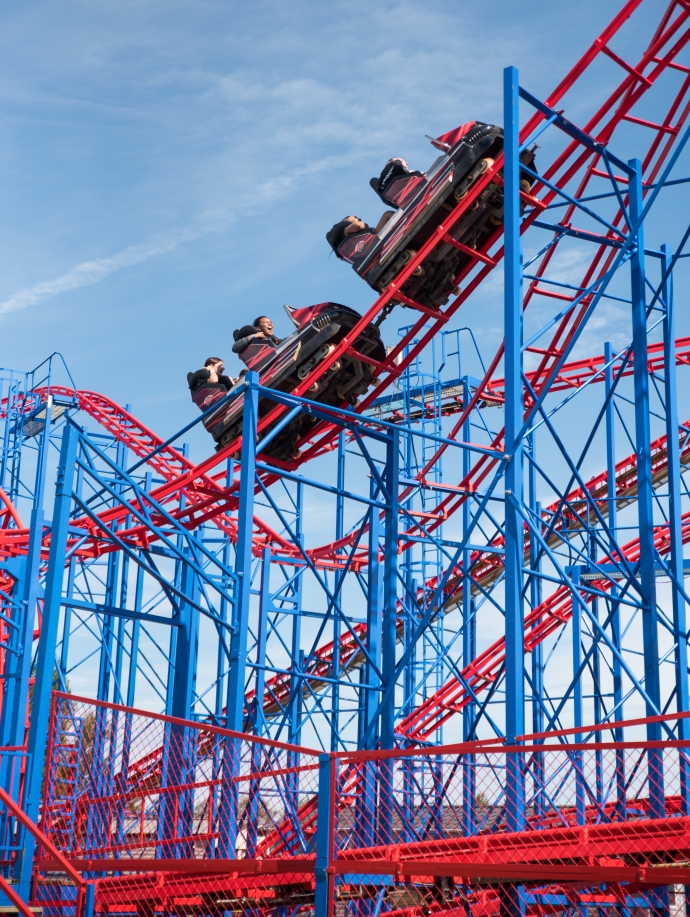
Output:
left=0, top=779, right=86, bottom=917
left=321, top=720, right=690, bottom=917
left=40, top=692, right=321, bottom=917
left=39, top=695, right=690, bottom=917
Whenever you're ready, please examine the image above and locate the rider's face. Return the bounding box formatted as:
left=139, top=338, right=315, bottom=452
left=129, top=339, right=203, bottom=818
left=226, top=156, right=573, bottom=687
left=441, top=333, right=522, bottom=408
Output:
left=258, top=317, right=273, bottom=334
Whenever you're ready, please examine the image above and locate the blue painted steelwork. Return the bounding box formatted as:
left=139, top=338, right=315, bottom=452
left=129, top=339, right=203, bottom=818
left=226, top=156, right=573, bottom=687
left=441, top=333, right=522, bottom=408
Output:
left=3, top=38, right=690, bottom=909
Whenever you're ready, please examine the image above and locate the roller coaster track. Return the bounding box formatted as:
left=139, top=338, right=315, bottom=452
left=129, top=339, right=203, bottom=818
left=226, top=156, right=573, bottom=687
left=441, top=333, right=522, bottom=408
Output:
left=1, top=331, right=687, bottom=573
left=6, top=5, right=690, bottom=877
left=253, top=413, right=690, bottom=718
left=0, top=0, right=686, bottom=780
left=399, top=509, right=689, bottom=744
left=1, top=0, right=687, bottom=574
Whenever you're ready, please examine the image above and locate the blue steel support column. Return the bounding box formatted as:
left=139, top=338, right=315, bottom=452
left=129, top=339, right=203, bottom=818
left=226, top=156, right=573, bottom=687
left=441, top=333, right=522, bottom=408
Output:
left=57, top=457, right=83, bottom=692
left=380, top=429, right=399, bottom=753
left=503, top=65, right=525, bottom=842
left=462, top=377, right=476, bottom=836
left=218, top=372, right=258, bottom=858
left=253, top=547, right=271, bottom=738
left=661, top=244, right=690, bottom=813
left=629, top=159, right=664, bottom=816
left=286, top=483, right=305, bottom=827
left=215, top=459, right=234, bottom=722
left=362, top=482, right=382, bottom=751
left=528, top=438, right=543, bottom=736
left=97, top=440, right=127, bottom=703
left=357, top=483, right=382, bottom=851
left=97, top=553, right=120, bottom=702
left=378, top=430, right=399, bottom=847
left=160, top=542, right=200, bottom=858
left=170, top=552, right=200, bottom=720
left=7, top=396, right=54, bottom=753
left=605, top=343, right=626, bottom=817
left=226, top=372, right=258, bottom=732
left=314, top=754, right=334, bottom=917
left=246, top=547, right=271, bottom=858
left=528, top=428, right=544, bottom=822
left=288, top=483, right=305, bottom=749
left=17, top=422, right=78, bottom=892
left=570, top=568, right=585, bottom=826
left=502, top=65, right=525, bottom=917
left=331, top=432, right=345, bottom=751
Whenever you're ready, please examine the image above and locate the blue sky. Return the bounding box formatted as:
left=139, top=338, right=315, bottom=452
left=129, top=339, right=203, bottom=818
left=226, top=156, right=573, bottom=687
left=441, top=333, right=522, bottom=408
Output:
left=0, top=0, right=683, bottom=453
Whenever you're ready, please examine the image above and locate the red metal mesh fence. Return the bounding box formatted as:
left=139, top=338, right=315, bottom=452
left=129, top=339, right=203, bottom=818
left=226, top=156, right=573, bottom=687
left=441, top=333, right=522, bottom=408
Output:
left=329, top=740, right=690, bottom=917
left=38, top=696, right=690, bottom=917
left=39, top=692, right=320, bottom=917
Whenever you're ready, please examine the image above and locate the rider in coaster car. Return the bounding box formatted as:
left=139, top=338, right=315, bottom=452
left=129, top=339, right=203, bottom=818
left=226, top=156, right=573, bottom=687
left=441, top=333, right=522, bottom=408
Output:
left=188, top=357, right=236, bottom=394
left=369, top=157, right=424, bottom=207
left=326, top=158, right=424, bottom=255
left=232, top=315, right=282, bottom=355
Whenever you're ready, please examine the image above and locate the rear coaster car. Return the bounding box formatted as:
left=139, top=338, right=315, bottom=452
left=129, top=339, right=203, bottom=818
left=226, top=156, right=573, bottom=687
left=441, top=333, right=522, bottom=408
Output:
left=327, top=121, right=536, bottom=310
left=191, top=303, right=385, bottom=463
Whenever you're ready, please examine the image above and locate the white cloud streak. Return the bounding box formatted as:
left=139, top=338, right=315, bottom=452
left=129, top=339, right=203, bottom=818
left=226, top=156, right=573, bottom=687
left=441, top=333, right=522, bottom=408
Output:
left=0, top=237, right=183, bottom=316
left=0, top=148, right=357, bottom=318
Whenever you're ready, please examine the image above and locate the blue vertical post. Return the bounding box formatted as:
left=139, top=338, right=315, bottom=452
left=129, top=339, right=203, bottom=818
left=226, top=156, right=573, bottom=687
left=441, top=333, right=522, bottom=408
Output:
left=605, top=343, right=626, bottom=817
left=226, top=372, right=258, bottom=732
left=215, top=459, right=234, bottom=722
left=246, top=547, right=271, bottom=858
left=629, top=159, right=664, bottom=816
left=378, top=430, right=399, bottom=846
left=97, top=440, right=127, bottom=703
left=160, top=553, right=202, bottom=854
left=380, top=430, right=399, bottom=752
left=286, top=483, right=305, bottom=831
left=253, top=547, right=271, bottom=738
left=362, top=482, right=382, bottom=750
left=528, top=439, right=543, bottom=736
left=503, top=64, right=525, bottom=837
left=219, top=372, right=258, bottom=857
left=529, top=428, right=544, bottom=822
left=288, top=483, right=305, bottom=748
left=589, top=530, right=604, bottom=805
left=331, top=432, right=345, bottom=751
left=357, top=483, right=382, bottom=851
left=7, top=397, right=54, bottom=753
left=462, top=378, right=476, bottom=836
left=58, top=458, right=83, bottom=692
left=170, top=553, right=200, bottom=719
left=402, top=576, right=417, bottom=842
left=570, top=569, right=585, bottom=826
left=113, top=556, right=129, bottom=705
left=17, top=422, right=78, bottom=892
left=661, top=244, right=689, bottom=813
left=314, top=754, right=334, bottom=917
left=97, top=553, right=120, bottom=702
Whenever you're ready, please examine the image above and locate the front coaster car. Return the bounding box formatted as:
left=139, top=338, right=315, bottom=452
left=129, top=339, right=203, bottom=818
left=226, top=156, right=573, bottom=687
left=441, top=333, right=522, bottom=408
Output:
left=195, top=303, right=385, bottom=464
left=327, top=121, right=536, bottom=311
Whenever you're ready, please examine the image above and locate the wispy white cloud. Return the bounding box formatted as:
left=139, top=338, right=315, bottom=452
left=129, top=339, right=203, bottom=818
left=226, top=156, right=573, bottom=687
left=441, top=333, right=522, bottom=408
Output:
left=0, top=234, right=187, bottom=316
left=0, top=147, right=358, bottom=317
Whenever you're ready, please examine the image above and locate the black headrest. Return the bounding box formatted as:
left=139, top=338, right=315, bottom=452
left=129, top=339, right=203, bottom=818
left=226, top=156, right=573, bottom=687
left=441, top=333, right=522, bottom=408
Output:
left=233, top=324, right=258, bottom=341
left=369, top=177, right=380, bottom=192
left=326, top=219, right=351, bottom=251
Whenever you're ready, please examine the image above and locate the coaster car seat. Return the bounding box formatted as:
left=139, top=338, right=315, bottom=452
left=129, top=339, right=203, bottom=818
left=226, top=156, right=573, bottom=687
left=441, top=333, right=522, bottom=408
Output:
left=327, top=121, right=536, bottom=311
left=191, top=302, right=385, bottom=464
